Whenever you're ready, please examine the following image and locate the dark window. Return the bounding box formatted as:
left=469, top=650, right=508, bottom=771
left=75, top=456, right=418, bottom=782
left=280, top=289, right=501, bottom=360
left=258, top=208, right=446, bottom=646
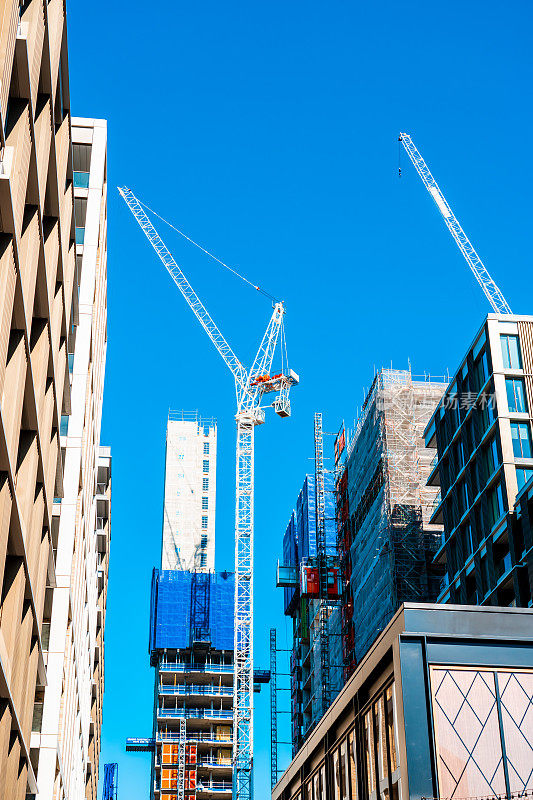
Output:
left=487, top=482, right=505, bottom=527
left=473, top=350, right=490, bottom=392
left=516, top=467, right=533, bottom=490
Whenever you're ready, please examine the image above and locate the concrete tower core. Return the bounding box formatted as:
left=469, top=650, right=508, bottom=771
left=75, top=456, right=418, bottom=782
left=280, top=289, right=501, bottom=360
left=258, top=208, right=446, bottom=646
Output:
left=162, top=412, right=217, bottom=571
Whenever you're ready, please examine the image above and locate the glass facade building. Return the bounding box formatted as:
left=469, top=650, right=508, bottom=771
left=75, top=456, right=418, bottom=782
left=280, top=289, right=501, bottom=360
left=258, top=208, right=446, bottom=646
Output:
left=425, top=314, right=533, bottom=608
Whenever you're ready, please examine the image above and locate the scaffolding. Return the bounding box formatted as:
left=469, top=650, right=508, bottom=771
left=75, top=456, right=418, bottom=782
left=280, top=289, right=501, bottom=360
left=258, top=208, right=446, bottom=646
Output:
left=338, top=369, right=446, bottom=664
left=177, top=718, right=186, bottom=800
left=190, top=572, right=211, bottom=646
left=103, top=763, right=118, bottom=800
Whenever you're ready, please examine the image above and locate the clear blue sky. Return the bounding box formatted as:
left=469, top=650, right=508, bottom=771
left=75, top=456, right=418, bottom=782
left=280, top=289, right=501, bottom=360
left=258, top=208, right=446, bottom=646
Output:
left=66, top=2, right=533, bottom=796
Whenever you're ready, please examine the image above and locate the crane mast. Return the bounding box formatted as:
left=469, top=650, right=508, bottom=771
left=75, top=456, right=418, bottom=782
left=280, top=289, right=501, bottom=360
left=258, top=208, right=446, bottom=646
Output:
left=118, top=187, right=297, bottom=800
left=398, top=133, right=512, bottom=315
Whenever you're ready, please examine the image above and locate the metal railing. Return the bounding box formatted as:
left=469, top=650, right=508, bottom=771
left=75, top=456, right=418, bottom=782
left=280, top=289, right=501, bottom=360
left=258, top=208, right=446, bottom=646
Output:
left=157, top=732, right=232, bottom=744
left=158, top=708, right=233, bottom=720
left=197, top=758, right=232, bottom=768
left=160, top=662, right=233, bottom=674
left=159, top=685, right=232, bottom=696
left=196, top=781, right=232, bottom=792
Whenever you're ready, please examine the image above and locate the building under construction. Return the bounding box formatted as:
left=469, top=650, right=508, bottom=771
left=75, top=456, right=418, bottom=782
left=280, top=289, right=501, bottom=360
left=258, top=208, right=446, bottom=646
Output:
left=336, top=369, right=446, bottom=676
left=149, top=569, right=235, bottom=799
left=279, top=474, right=343, bottom=755
left=125, top=412, right=234, bottom=800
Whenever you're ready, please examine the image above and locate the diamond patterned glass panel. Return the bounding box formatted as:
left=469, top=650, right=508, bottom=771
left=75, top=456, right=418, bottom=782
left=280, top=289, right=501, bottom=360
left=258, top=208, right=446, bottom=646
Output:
left=497, top=670, right=533, bottom=794
left=430, top=668, right=506, bottom=799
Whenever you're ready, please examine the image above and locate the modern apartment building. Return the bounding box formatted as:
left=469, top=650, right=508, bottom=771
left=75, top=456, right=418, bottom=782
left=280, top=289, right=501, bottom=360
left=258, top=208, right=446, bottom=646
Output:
left=335, top=369, right=445, bottom=674
left=273, top=603, right=533, bottom=800
left=33, top=117, right=109, bottom=800
left=279, top=474, right=343, bottom=755
left=426, top=313, right=533, bottom=608
left=162, top=412, right=217, bottom=572
left=0, top=6, right=110, bottom=799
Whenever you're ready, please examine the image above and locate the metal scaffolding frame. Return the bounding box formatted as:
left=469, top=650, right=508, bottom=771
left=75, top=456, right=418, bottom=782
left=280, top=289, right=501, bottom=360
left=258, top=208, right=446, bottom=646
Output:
left=190, top=572, right=211, bottom=646
left=340, top=369, right=446, bottom=664
left=270, top=628, right=278, bottom=790
left=102, top=763, right=118, bottom=800
left=177, top=717, right=186, bottom=800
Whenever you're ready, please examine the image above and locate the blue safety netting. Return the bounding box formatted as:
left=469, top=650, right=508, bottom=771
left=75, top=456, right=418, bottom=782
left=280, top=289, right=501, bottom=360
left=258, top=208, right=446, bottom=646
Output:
left=149, top=569, right=234, bottom=653
left=282, top=474, right=336, bottom=614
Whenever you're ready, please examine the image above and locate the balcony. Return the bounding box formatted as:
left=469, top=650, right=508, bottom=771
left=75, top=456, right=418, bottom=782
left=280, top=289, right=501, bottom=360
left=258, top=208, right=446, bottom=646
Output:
left=157, top=732, right=232, bottom=744
left=196, top=781, right=232, bottom=794
left=159, top=662, right=233, bottom=674
left=197, top=757, right=232, bottom=768
left=157, top=708, right=233, bottom=720
left=159, top=685, right=232, bottom=697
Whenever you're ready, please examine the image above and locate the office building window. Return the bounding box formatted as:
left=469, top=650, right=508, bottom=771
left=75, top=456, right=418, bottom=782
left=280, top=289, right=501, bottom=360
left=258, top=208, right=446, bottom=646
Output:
left=199, top=552, right=207, bottom=567
left=203, top=460, right=209, bottom=473
left=201, top=516, right=208, bottom=530
left=458, top=481, right=469, bottom=517
left=506, top=377, right=527, bottom=413
left=487, top=482, right=505, bottom=528
left=516, top=467, right=533, bottom=490
left=202, top=496, right=208, bottom=510
left=480, top=397, right=496, bottom=433
left=511, top=422, right=533, bottom=459
left=177, top=453, right=184, bottom=460
left=501, top=334, right=522, bottom=370
left=202, top=478, right=209, bottom=491
left=463, top=522, right=474, bottom=557
left=473, top=350, right=489, bottom=392
left=203, top=443, right=210, bottom=455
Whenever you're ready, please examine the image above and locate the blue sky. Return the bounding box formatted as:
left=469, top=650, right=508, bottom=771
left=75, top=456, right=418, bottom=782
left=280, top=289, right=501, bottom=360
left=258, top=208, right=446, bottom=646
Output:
left=66, top=1, right=533, bottom=796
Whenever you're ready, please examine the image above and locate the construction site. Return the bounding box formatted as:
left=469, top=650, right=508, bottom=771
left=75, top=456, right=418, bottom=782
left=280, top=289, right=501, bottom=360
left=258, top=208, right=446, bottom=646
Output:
left=335, top=369, right=446, bottom=672
left=115, top=131, right=533, bottom=800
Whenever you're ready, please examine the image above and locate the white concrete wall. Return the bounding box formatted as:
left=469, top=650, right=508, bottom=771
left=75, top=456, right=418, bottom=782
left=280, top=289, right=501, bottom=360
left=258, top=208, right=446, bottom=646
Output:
left=162, top=417, right=217, bottom=571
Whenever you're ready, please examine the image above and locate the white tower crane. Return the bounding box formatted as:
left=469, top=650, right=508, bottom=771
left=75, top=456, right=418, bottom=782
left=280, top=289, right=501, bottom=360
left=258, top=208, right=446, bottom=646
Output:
left=118, top=187, right=298, bottom=800
left=398, top=133, right=512, bottom=315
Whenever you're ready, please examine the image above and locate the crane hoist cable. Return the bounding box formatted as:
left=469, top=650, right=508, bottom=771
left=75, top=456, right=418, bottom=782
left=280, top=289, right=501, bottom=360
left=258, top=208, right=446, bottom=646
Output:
left=135, top=195, right=276, bottom=302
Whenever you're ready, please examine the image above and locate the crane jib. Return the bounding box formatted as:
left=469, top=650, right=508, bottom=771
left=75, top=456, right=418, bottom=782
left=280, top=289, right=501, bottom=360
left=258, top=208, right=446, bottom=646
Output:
left=398, top=134, right=512, bottom=315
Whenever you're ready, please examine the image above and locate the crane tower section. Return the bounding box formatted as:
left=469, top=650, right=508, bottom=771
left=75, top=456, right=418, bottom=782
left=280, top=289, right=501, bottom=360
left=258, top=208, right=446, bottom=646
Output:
left=398, top=133, right=512, bottom=315
left=118, top=187, right=298, bottom=800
